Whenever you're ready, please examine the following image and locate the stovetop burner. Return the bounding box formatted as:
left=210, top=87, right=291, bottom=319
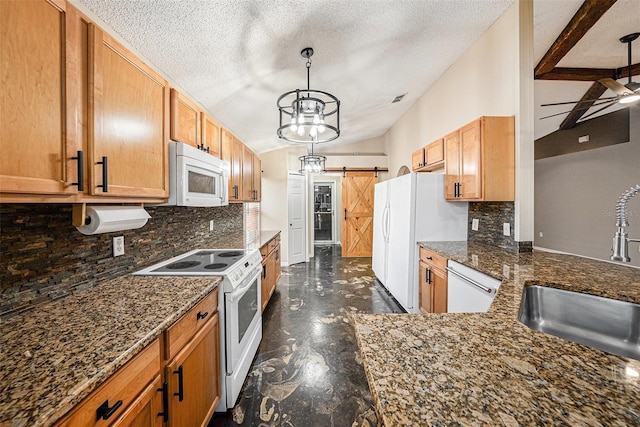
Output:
left=204, top=263, right=228, bottom=270
left=165, top=260, right=201, bottom=270
left=218, top=251, right=245, bottom=258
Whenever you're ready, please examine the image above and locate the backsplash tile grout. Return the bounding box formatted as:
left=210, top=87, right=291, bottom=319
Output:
left=0, top=203, right=245, bottom=316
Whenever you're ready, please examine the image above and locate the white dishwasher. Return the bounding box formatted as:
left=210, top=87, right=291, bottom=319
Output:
left=446, top=260, right=501, bottom=313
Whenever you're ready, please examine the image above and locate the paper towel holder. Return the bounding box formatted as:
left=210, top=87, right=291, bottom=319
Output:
left=72, top=203, right=145, bottom=227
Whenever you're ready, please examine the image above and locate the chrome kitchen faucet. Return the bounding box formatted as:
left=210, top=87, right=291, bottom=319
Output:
left=611, top=184, right=640, bottom=262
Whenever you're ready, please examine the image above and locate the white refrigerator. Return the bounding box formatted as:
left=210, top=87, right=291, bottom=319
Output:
left=372, top=173, right=468, bottom=313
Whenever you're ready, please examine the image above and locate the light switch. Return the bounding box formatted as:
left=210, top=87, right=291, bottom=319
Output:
left=503, top=223, right=511, bottom=236
left=472, top=219, right=479, bottom=231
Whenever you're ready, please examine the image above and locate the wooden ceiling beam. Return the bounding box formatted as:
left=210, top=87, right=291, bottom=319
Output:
left=617, top=62, right=640, bottom=79
left=536, top=67, right=616, bottom=81
left=535, top=0, right=617, bottom=78
left=559, top=81, right=608, bottom=130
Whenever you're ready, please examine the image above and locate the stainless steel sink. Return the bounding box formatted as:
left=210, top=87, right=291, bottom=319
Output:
left=518, top=285, right=640, bottom=360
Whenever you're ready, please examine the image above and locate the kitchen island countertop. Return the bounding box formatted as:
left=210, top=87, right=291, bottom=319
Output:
left=0, top=274, right=222, bottom=426
left=353, top=241, right=640, bottom=426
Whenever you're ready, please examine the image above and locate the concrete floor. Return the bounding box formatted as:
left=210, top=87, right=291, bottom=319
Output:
left=210, top=245, right=403, bottom=426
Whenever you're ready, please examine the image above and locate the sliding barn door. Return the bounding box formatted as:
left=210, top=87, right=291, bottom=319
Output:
left=341, top=172, right=377, bottom=257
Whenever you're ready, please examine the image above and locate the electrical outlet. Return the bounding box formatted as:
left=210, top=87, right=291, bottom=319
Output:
left=209, top=220, right=214, bottom=231
left=472, top=218, right=479, bottom=231
left=471, top=254, right=478, bottom=266
left=578, top=135, right=589, bottom=143
left=503, top=222, right=511, bottom=236
left=113, top=236, right=125, bottom=257
left=539, top=231, right=543, bottom=238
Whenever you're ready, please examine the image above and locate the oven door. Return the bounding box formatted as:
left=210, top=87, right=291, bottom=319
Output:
left=176, top=154, right=228, bottom=207
left=224, top=267, right=262, bottom=377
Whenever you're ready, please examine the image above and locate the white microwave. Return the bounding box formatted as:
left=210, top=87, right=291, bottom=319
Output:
left=165, top=142, right=230, bottom=207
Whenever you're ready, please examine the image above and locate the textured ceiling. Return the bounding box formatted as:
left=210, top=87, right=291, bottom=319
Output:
left=534, top=0, right=640, bottom=139
left=74, top=0, right=514, bottom=153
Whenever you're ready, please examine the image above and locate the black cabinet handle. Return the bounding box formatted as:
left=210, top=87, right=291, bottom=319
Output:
left=158, top=381, right=169, bottom=422
left=344, top=209, right=347, bottom=221
left=173, top=365, right=184, bottom=401
left=427, top=268, right=432, bottom=285
left=96, top=399, right=122, bottom=421
left=196, top=311, right=209, bottom=320
left=71, top=150, right=84, bottom=191
left=206, top=147, right=210, bottom=153
left=426, top=256, right=433, bottom=260
left=425, top=268, right=429, bottom=284
left=97, top=156, right=108, bottom=192
left=275, top=249, right=279, bottom=261
left=233, top=185, right=238, bottom=200
left=262, top=265, right=266, bottom=279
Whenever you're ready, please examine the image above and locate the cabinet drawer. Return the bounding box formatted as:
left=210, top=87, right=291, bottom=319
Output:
left=165, top=291, right=218, bottom=360
left=419, top=247, right=447, bottom=271
left=260, top=244, right=269, bottom=258
left=55, top=338, right=160, bottom=427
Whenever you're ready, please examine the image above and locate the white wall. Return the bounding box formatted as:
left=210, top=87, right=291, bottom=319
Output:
left=535, top=108, right=640, bottom=268
left=383, top=0, right=534, bottom=242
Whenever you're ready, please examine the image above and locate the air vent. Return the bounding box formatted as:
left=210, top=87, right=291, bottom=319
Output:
left=392, top=93, right=406, bottom=103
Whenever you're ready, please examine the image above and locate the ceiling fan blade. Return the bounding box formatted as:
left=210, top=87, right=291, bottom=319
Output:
left=538, top=99, right=617, bottom=119
left=599, top=78, right=634, bottom=96
left=541, top=96, right=618, bottom=107
left=579, top=101, right=618, bottom=121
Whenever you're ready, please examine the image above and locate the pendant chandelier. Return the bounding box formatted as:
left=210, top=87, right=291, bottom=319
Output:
left=277, top=47, right=340, bottom=143
left=299, top=143, right=326, bottom=174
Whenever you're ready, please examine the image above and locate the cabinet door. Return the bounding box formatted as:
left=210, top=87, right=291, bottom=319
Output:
left=425, top=139, right=444, bottom=167
left=459, top=119, right=482, bottom=200
left=418, top=260, right=432, bottom=314
left=431, top=267, right=448, bottom=314
left=267, top=250, right=277, bottom=297
left=0, top=0, right=81, bottom=195
left=274, top=243, right=282, bottom=283
left=170, top=89, right=200, bottom=148
left=90, top=26, right=168, bottom=198
left=242, top=145, right=254, bottom=201
left=411, top=148, right=425, bottom=171
left=230, top=137, right=243, bottom=202
left=166, top=314, right=219, bottom=427
left=443, top=131, right=460, bottom=200
left=111, top=376, right=164, bottom=427
left=261, top=260, right=270, bottom=312
left=201, top=113, right=221, bottom=158
left=252, top=154, right=261, bottom=201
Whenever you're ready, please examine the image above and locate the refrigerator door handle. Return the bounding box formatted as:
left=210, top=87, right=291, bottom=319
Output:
left=382, top=203, right=390, bottom=242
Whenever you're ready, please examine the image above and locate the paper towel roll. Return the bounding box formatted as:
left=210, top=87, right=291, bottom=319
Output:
left=75, top=206, right=151, bottom=235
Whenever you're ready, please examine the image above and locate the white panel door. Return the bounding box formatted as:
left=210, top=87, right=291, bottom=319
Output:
left=288, top=173, right=306, bottom=265
left=372, top=181, right=389, bottom=286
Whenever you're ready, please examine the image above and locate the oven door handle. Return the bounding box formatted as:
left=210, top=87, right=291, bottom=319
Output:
left=226, top=272, right=259, bottom=302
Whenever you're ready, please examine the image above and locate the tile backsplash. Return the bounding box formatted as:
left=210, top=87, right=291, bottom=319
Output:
left=468, top=202, right=532, bottom=253
left=0, top=203, right=244, bottom=316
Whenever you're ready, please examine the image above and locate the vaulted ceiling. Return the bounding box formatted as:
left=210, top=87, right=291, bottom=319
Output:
left=73, top=0, right=639, bottom=151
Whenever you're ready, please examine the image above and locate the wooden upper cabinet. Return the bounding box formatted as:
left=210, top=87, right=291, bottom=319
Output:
left=170, top=89, right=200, bottom=148
left=412, top=139, right=443, bottom=172
left=242, top=145, right=254, bottom=201
left=201, top=113, right=221, bottom=158
left=0, top=0, right=81, bottom=195
left=230, top=137, right=243, bottom=202
left=444, top=116, right=514, bottom=201
left=252, top=154, right=261, bottom=202
left=411, top=148, right=425, bottom=171
left=90, top=26, right=169, bottom=198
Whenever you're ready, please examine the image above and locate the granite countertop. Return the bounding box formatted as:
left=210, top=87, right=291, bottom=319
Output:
left=353, top=241, right=640, bottom=426
left=257, top=230, right=281, bottom=249
left=0, top=274, right=222, bottom=426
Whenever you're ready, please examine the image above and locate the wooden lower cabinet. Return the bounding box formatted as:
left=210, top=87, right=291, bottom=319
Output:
left=419, top=247, right=448, bottom=314
left=55, top=339, right=161, bottom=427
left=260, top=234, right=281, bottom=311
left=166, top=314, right=219, bottom=427
left=111, top=376, right=164, bottom=427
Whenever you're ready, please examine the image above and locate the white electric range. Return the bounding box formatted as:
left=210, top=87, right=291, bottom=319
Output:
left=134, top=248, right=262, bottom=411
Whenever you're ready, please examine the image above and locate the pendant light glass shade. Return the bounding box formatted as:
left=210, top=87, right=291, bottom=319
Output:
left=299, top=144, right=326, bottom=174
left=277, top=48, right=340, bottom=143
